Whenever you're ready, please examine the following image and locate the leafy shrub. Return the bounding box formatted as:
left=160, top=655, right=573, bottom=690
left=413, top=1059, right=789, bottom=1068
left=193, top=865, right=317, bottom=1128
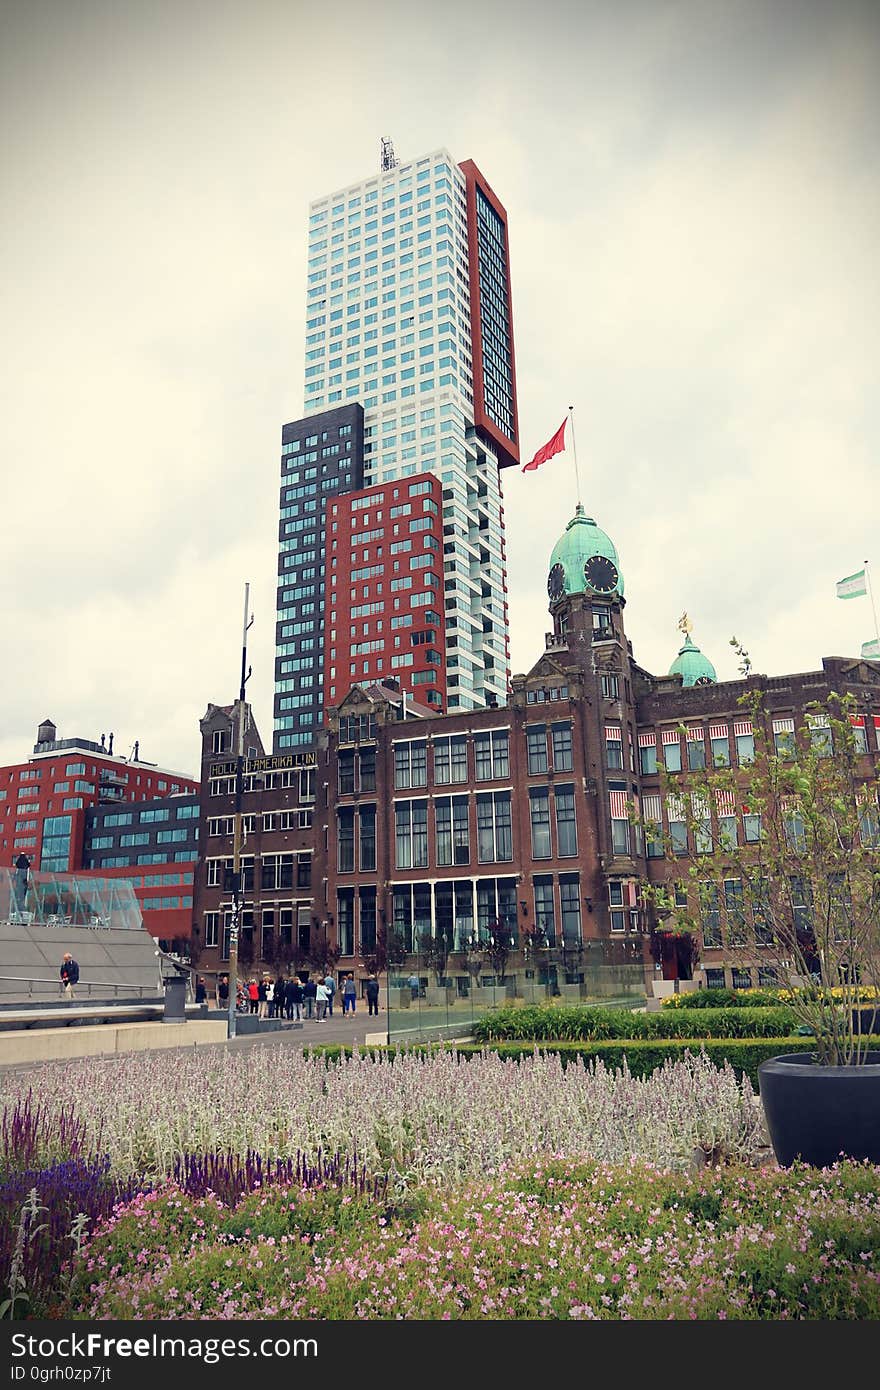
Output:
left=472, top=1004, right=798, bottom=1042
left=661, top=988, right=781, bottom=1009
left=663, top=985, right=878, bottom=1010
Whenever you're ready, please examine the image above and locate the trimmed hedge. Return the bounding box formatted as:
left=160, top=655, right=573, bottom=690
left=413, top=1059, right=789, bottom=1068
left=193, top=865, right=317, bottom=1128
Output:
left=661, top=988, right=782, bottom=1009
left=471, top=1004, right=798, bottom=1042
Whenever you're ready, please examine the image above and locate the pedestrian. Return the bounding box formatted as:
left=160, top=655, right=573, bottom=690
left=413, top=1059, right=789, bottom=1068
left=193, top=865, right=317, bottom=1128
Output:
left=60, top=952, right=79, bottom=1000
left=342, top=973, right=357, bottom=1015
left=274, top=975, right=286, bottom=1019
left=248, top=979, right=259, bottom=1014
left=408, top=971, right=420, bottom=1002
left=194, top=976, right=207, bottom=1004
left=365, top=973, right=380, bottom=1016
left=287, top=976, right=303, bottom=1020
left=218, top=975, right=229, bottom=1009
left=13, top=852, right=30, bottom=915
left=315, top=977, right=329, bottom=1021
left=323, top=971, right=336, bottom=1016
left=303, top=975, right=316, bottom=1019
left=261, top=978, right=272, bottom=1019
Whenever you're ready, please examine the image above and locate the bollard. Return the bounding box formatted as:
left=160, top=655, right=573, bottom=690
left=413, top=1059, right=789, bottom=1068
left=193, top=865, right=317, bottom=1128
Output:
left=162, top=974, right=187, bottom=1024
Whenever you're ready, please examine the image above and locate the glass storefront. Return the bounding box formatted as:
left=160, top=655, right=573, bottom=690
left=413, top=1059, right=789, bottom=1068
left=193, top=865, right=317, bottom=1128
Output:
left=383, top=938, right=647, bottom=1043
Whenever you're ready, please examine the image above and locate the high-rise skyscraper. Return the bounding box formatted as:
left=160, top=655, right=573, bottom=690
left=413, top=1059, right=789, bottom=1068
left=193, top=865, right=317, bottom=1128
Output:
left=273, top=145, right=519, bottom=750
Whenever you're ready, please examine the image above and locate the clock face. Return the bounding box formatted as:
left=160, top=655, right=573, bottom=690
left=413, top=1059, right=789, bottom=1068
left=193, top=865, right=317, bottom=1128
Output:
left=584, top=554, right=619, bottom=594
left=547, top=562, right=566, bottom=600
left=694, top=675, right=714, bottom=686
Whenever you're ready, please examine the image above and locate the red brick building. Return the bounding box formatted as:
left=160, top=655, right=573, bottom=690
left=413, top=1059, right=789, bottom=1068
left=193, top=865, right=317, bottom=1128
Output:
left=325, top=473, right=447, bottom=714
left=0, top=720, right=199, bottom=940
left=192, top=703, right=316, bottom=976
left=192, top=502, right=880, bottom=997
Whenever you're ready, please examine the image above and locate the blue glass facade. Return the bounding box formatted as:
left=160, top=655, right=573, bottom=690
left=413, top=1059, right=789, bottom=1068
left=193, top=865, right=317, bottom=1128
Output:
left=273, top=404, right=365, bottom=750
left=474, top=187, right=516, bottom=445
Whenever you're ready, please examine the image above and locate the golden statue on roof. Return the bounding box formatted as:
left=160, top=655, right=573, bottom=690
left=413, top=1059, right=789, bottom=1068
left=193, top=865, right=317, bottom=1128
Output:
left=677, top=612, right=693, bottom=637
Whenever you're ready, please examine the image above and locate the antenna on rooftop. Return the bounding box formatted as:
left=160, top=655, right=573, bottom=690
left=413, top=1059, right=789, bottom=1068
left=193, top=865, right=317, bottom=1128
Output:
left=380, top=137, right=398, bottom=172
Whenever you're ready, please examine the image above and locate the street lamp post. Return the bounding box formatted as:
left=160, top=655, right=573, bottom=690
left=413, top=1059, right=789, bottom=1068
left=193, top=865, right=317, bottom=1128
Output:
left=227, top=583, right=253, bottom=1041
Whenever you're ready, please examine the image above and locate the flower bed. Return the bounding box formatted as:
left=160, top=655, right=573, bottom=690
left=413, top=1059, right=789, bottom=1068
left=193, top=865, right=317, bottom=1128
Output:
left=0, top=1049, right=763, bottom=1181
left=66, top=1158, right=880, bottom=1320
left=6, top=1051, right=880, bottom=1321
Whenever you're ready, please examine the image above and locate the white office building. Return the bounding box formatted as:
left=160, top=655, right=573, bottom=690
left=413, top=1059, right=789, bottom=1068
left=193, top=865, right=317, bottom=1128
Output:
left=299, top=145, right=520, bottom=711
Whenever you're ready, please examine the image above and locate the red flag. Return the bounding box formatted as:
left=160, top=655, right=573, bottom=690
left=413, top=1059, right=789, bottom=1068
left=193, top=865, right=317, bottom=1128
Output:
left=522, top=418, right=567, bottom=472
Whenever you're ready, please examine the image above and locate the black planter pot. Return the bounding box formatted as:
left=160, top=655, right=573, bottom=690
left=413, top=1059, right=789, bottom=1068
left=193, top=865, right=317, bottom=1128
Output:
left=758, top=1052, right=880, bottom=1167
left=852, top=1008, right=880, bottom=1036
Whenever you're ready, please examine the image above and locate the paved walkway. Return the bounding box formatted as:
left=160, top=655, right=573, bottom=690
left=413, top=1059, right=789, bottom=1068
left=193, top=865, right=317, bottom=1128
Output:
left=225, top=1008, right=386, bottom=1051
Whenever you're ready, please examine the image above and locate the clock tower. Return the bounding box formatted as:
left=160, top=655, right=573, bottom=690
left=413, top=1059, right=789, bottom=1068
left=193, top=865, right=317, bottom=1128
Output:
left=540, top=503, right=647, bottom=945
left=546, top=503, right=625, bottom=655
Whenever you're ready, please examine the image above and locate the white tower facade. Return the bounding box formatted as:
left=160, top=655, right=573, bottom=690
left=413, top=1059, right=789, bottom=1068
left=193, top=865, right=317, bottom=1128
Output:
left=300, top=147, right=519, bottom=711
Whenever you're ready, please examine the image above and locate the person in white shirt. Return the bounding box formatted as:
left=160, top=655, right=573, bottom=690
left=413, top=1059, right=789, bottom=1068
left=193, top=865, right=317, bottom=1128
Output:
left=315, top=979, right=329, bottom=1021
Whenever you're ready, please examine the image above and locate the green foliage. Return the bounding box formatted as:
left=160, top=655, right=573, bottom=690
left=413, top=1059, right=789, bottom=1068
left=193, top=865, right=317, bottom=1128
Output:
left=644, top=688, right=880, bottom=1066
left=472, top=1003, right=798, bottom=1042
left=661, top=988, right=782, bottom=1009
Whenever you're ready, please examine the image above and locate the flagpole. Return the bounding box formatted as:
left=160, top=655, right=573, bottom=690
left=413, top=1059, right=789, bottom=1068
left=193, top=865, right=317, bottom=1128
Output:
left=568, top=405, right=583, bottom=509
left=866, top=560, right=880, bottom=646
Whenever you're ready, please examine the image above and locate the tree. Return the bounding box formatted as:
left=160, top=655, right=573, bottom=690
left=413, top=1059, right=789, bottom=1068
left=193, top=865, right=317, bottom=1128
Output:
left=462, top=942, right=484, bottom=992
left=483, top=919, right=513, bottom=983
left=237, top=930, right=255, bottom=971
left=418, top=926, right=452, bottom=983
left=307, top=924, right=342, bottom=978
left=286, top=941, right=309, bottom=977
left=520, top=921, right=550, bottom=964
left=642, top=689, right=880, bottom=1065
left=370, top=922, right=408, bottom=977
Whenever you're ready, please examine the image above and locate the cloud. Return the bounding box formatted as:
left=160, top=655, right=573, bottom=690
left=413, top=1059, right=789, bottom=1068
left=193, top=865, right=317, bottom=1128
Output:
left=1, top=0, right=878, bottom=777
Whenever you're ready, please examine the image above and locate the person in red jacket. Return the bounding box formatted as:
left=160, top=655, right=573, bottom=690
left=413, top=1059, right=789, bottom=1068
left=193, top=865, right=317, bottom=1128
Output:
left=248, top=979, right=259, bottom=1014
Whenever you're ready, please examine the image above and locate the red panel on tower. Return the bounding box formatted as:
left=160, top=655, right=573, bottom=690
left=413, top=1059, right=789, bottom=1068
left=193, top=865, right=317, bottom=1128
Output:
left=458, top=159, right=520, bottom=469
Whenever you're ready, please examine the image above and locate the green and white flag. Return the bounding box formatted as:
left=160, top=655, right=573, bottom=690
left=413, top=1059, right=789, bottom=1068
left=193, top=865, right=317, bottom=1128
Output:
left=862, top=638, right=880, bottom=660
left=836, top=568, right=867, bottom=600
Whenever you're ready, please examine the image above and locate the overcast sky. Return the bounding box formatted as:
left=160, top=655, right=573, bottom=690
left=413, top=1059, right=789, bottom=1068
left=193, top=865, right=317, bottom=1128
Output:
left=2, top=0, right=878, bottom=778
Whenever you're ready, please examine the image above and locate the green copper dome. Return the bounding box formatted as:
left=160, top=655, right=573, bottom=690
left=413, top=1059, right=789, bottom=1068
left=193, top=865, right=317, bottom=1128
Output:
left=547, top=504, right=624, bottom=601
left=669, top=633, right=717, bottom=687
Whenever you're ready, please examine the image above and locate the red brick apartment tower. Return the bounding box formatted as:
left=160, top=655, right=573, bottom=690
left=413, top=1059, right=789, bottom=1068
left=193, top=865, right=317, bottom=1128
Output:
left=324, top=473, right=448, bottom=714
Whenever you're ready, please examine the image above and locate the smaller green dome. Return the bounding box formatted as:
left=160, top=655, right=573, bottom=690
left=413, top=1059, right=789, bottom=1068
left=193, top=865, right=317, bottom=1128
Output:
left=547, top=504, right=624, bottom=600
left=669, top=633, right=717, bottom=687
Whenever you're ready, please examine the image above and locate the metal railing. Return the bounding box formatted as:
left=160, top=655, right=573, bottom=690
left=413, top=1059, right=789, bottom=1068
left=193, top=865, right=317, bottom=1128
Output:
left=0, top=975, right=161, bottom=1002
left=5, top=913, right=114, bottom=929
